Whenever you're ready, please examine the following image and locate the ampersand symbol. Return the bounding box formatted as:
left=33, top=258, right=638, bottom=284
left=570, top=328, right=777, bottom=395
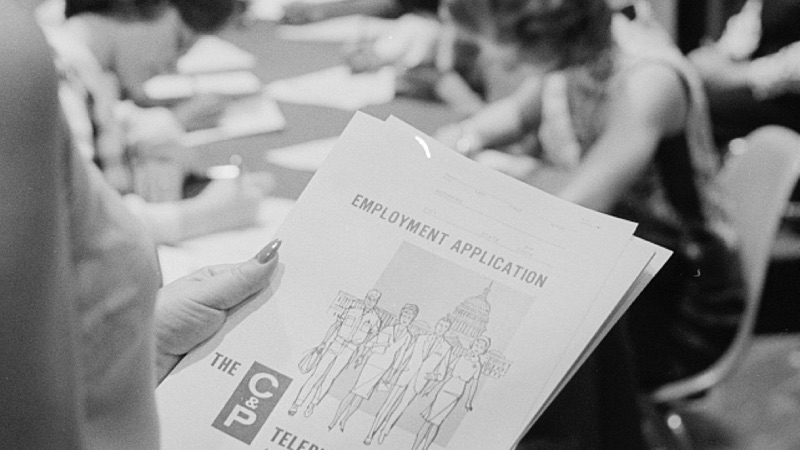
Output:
left=245, top=396, right=259, bottom=409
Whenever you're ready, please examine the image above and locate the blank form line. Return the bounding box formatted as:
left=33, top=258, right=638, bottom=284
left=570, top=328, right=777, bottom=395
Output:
left=424, top=206, right=558, bottom=269
left=432, top=189, right=567, bottom=251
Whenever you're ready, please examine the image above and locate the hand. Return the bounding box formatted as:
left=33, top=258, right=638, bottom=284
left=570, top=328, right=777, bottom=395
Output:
left=474, top=150, right=539, bottom=181
left=434, top=123, right=467, bottom=152
left=281, top=1, right=326, bottom=25
left=465, top=403, right=473, bottom=412
left=687, top=45, right=750, bottom=91
left=344, top=43, right=387, bottom=74
left=172, top=94, right=227, bottom=132
left=372, top=14, right=441, bottom=69
left=154, top=239, right=281, bottom=383
left=126, top=106, right=190, bottom=164
left=132, top=159, right=186, bottom=203
left=179, top=172, right=274, bottom=240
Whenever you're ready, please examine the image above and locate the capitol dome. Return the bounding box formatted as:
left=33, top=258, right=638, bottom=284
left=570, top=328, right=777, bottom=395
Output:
left=464, top=283, right=492, bottom=316
left=448, top=282, right=492, bottom=341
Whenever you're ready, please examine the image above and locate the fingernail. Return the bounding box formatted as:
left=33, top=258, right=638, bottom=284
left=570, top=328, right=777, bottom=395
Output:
left=256, top=239, right=282, bottom=264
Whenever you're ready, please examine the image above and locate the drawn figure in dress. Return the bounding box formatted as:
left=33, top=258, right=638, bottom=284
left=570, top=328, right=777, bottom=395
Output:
left=412, top=336, right=491, bottom=450
left=328, top=303, right=420, bottom=432
left=364, top=317, right=453, bottom=445
left=289, top=288, right=383, bottom=418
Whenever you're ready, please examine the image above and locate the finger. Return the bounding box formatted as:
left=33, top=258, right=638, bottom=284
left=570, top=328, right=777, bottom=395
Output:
left=194, top=240, right=281, bottom=310
left=241, top=171, right=275, bottom=196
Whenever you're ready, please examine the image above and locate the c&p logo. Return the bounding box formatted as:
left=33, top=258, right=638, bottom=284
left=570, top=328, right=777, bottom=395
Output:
left=212, top=362, right=293, bottom=444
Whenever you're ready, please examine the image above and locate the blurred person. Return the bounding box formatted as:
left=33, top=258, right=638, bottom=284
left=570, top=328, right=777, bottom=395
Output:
left=280, top=0, right=439, bottom=25
left=350, top=1, right=665, bottom=118
left=1, top=2, right=281, bottom=447
left=38, top=0, right=273, bottom=244
left=434, top=1, right=745, bottom=446
left=689, top=0, right=800, bottom=148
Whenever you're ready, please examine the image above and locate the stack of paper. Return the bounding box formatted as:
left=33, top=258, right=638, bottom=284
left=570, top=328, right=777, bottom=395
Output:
left=263, top=137, right=338, bottom=172
left=180, top=92, right=286, bottom=147
left=142, top=36, right=286, bottom=146
left=143, top=71, right=262, bottom=102
left=156, top=113, right=670, bottom=449
left=276, top=15, right=394, bottom=43
left=249, top=0, right=354, bottom=22
left=176, top=36, right=257, bottom=75
left=267, top=65, right=396, bottom=110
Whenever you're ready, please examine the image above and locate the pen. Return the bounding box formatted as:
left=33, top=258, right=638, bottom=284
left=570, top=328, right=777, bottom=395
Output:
left=230, top=154, right=244, bottom=187
left=205, top=154, right=243, bottom=181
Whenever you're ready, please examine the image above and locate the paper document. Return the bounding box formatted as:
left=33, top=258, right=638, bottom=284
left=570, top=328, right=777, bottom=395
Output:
left=277, top=15, right=394, bottom=43
left=177, top=36, right=257, bottom=75
left=143, top=70, right=262, bottom=102
left=180, top=93, right=286, bottom=147
left=250, top=0, right=343, bottom=22
left=157, top=113, right=666, bottom=449
left=264, top=137, right=338, bottom=172
left=267, top=65, right=396, bottom=110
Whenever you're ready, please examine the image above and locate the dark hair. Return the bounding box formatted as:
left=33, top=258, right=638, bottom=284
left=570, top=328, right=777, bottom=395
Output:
left=168, top=0, right=237, bottom=34
left=65, top=0, right=163, bottom=19
left=445, top=0, right=614, bottom=68
left=65, top=0, right=238, bottom=34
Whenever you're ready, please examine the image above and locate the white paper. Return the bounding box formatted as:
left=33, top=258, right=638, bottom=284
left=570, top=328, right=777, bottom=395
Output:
left=157, top=113, right=657, bottom=450
left=177, top=36, right=257, bottom=75
left=267, top=65, right=396, bottom=110
left=277, top=15, right=394, bottom=43
left=518, top=237, right=671, bottom=439
left=249, top=0, right=344, bottom=22
left=180, top=93, right=287, bottom=147
left=264, top=137, right=338, bottom=172
left=143, top=71, right=262, bottom=102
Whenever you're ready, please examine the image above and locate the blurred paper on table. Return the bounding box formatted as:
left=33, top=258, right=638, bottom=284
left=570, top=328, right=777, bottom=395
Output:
left=264, top=137, right=337, bottom=172
left=177, top=36, right=256, bottom=74
left=277, top=15, right=393, bottom=42
left=158, top=197, right=295, bottom=284
left=249, top=0, right=354, bottom=22
left=144, top=71, right=262, bottom=102
left=267, top=65, right=395, bottom=110
left=181, top=93, right=286, bottom=147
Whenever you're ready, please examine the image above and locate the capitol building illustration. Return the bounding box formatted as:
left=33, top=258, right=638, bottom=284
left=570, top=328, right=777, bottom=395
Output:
left=445, top=282, right=512, bottom=379
left=328, top=282, right=512, bottom=379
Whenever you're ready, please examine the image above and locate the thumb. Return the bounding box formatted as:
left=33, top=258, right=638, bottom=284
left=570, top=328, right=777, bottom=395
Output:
left=198, top=239, right=281, bottom=310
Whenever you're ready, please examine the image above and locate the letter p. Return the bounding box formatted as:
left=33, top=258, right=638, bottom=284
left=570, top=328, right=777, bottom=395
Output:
left=224, top=404, right=257, bottom=427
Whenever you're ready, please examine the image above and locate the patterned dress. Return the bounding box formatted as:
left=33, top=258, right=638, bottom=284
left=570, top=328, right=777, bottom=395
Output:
left=536, top=38, right=746, bottom=390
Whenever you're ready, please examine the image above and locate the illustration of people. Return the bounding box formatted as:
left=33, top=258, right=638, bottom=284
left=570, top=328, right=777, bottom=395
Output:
left=412, top=336, right=491, bottom=450
left=288, top=288, right=383, bottom=418
left=328, top=303, right=420, bottom=432
left=364, top=317, right=453, bottom=445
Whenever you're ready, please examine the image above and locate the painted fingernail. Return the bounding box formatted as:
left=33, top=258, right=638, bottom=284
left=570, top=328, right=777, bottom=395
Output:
left=256, top=239, right=282, bottom=264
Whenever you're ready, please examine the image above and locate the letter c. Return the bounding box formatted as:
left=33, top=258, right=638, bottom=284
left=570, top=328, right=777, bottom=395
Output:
left=249, top=373, right=280, bottom=399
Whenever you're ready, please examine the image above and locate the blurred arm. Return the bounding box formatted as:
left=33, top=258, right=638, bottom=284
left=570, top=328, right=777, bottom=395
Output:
left=0, top=3, right=83, bottom=447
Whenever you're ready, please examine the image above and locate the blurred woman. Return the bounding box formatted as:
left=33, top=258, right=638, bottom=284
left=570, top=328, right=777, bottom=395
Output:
left=38, top=0, right=273, bottom=244
left=432, top=3, right=746, bottom=448
left=436, top=0, right=745, bottom=395
left=1, top=1, right=280, bottom=447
